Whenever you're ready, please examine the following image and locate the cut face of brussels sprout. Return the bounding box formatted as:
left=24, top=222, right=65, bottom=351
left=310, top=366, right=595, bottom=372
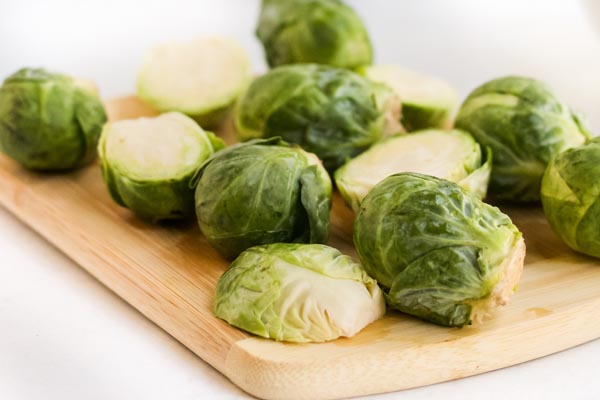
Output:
left=256, top=0, right=372, bottom=69
left=235, top=64, right=401, bottom=171
left=541, top=137, right=600, bottom=258
left=354, top=173, right=525, bottom=327
left=0, top=68, right=107, bottom=170
left=363, top=65, right=458, bottom=132
left=194, top=138, right=332, bottom=259
left=214, top=243, right=385, bottom=342
left=137, top=37, right=252, bottom=127
left=335, top=129, right=491, bottom=211
left=455, top=76, right=590, bottom=202
left=470, top=237, right=525, bottom=323
left=98, top=112, right=224, bottom=222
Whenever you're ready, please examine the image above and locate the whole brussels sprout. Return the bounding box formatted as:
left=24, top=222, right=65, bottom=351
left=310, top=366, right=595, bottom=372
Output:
left=541, top=137, right=600, bottom=258
left=0, top=68, right=107, bottom=170
left=256, top=0, right=372, bottom=69
left=98, top=112, right=225, bottom=222
left=362, top=65, right=459, bottom=132
left=354, top=173, right=525, bottom=327
left=335, top=129, right=491, bottom=211
left=214, top=243, right=385, bottom=342
left=235, top=64, right=401, bottom=171
left=455, top=76, right=590, bottom=202
left=195, top=138, right=331, bottom=259
left=137, top=37, right=252, bottom=128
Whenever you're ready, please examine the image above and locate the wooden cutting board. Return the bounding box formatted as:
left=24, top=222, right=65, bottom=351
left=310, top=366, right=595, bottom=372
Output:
left=1, top=96, right=600, bottom=400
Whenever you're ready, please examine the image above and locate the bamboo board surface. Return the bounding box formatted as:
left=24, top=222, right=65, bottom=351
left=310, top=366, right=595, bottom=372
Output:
left=1, top=96, right=600, bottom=400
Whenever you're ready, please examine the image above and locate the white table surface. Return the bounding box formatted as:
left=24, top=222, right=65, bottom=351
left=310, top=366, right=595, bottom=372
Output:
left=1, top=1, right=600, bottom=399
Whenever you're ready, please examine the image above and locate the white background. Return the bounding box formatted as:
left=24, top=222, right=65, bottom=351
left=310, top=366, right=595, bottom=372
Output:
left=1, top=1, right=600, bottom=399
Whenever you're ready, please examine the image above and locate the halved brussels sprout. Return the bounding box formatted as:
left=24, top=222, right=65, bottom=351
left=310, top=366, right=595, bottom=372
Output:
left=214, top=243, right=385, bottom=342
left=362, top=65, right=459, bottom=131
left=98, top=112, right=224, bottom=222
left=0, top=68, right=107, bottom=170
left=335, top=129, right=491, bottom=211
left=541, top=137, right=600, bottom=258
left=354, top=173, right=525, bottom=327
left=235, top=64, right=401, bottom=171
left=137, top=37, right=252, bottom=127
left=455, top=76, right=590, bottom=202
left=256, top=0, right=372, bottom=69
left=194, top=137, right=332, bottom=259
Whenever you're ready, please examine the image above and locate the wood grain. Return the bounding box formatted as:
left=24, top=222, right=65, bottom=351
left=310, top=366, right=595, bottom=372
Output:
left=1, top=96, right=599, bottom=400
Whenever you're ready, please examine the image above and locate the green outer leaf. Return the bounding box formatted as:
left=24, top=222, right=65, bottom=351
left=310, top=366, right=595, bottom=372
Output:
left=401, top=102, right=452, bottom=132
left=387, top=246, right=483, bottom=327
left=235, top=64, right=396, bottom=171
left=190, top=137, right=286, bottom=189
left=455, top=76, right=589, bottom=202
left=354, top=173, right=521, bottom=327
left=256, top=0, right=372, bottom=69
left=0, top=68, right=106, bottom=170
left=195, top=139, right=331, bottom=259
left=458, top=146, right=492, bottom=199
left=299, top=164, right=332, bottom=243
left=571, top=110, right=594, bottom=140
left=99, top=153, right=126, bottom=207
left=214, top=243, right=384, bottom=342
left=204, top=130, right=226, bottom=152
left=73, top=87, right=108, bottom=165
left=541, top=137, right=600, bottom=258
left=108, top=169, right=197, bottom=222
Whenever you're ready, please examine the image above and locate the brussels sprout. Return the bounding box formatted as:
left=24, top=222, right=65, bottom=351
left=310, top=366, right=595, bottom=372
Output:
left=455, top=76, right=590, bottom=202
left=335, top=129, right=491, bottom=211
left=194, top=137, right=331, bottom=259
left=214, top=243, right=385, bottom=342
left=0, top=68, right=107, bottom=170
left=354, top=173, right=525, bottom=327
left=235, top=64, right=401, bottom=171
left=256, top=0, right=372, bottom=69
left=137, top=37, right=252, bottom=127
left=362, top=65, right=459, bottom=132
left=541, top=137, right=600, bottom=258
left=98, top=112, right=224, bottom=222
